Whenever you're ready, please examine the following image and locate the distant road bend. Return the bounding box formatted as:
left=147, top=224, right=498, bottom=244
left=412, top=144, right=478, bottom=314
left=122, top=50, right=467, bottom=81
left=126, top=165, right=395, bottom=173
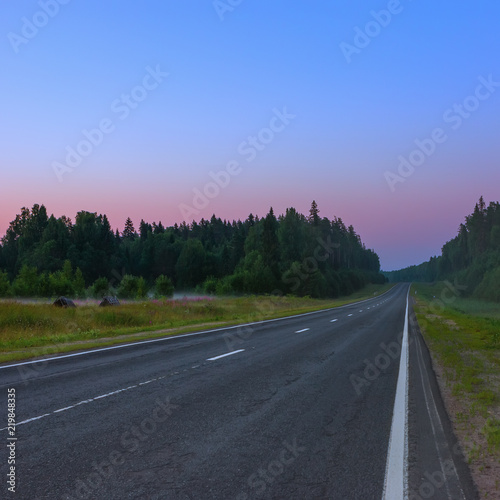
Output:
left=0, top=284, right=478, bottom=499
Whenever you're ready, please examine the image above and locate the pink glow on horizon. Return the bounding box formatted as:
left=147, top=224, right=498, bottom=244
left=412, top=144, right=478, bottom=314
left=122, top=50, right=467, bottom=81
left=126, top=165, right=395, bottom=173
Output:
left=1, top=172, right=497, bottom=272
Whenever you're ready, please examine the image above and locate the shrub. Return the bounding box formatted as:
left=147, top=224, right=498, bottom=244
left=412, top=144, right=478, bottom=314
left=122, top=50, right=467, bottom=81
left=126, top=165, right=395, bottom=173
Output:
left=92, top=277, right=111, bottom=298
left=49, top=270, right=74, bottom=297
left=12, top=265, right=39, bottom=297
left=474, top=266, right=500, bottom=303
left=117, top=275, right=140, bottom=299
left=137, top=277, right=148, bottom=299
left=155, top=275, right=174, bottom=297
left=228, top=271, right=248, bottom=294
left=303, top=270, right=328, bottom=298
left=202, top=276, right=218, bottom=295
left=37, top=272, right=52, bottom=297
left=215, top=276, right=234, bottom=296
left=0, top=270, right=11, bottom=297
left=73, top=268, right=86, bottom=297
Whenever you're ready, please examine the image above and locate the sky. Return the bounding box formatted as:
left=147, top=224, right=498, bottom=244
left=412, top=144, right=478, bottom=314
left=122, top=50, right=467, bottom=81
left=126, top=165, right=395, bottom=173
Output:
left=1, top=1, right=499, bottom=271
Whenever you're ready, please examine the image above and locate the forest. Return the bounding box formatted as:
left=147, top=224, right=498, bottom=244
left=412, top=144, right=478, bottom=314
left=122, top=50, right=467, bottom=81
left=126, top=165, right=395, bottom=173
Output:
left=385, top=197, right=500, bottom=302
left=0, top=201, right=384, bottom=299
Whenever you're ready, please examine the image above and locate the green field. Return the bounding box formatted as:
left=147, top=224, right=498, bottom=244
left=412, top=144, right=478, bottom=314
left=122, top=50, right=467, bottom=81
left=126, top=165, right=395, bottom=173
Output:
left=0, top=283, right=393, bottom=363
left=412, top=282, right=500, bottom=496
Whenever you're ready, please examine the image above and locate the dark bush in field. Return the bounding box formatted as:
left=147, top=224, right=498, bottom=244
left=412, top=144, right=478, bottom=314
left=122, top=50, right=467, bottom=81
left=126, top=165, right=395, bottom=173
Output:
left=154, top=275, right=174, bottom=298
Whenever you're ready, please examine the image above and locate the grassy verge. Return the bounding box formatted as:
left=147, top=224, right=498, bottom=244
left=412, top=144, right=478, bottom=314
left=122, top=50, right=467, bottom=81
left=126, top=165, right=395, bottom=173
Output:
left=412, top=282, right=500, bottom=497
left=0, top=283, right=393, bottom=364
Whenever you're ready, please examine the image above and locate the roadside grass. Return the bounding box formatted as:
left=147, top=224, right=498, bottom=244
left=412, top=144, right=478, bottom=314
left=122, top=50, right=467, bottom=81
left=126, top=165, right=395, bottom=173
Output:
left=451, top=297, right=500, bottom=321
left=412, top=282, right=500, bottom=496
left=0, top=283, right=393, bottom=363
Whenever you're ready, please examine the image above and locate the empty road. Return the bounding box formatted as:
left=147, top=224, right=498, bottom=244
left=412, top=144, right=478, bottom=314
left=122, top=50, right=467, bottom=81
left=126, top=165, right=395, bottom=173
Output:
left=0, top=284, right=477, bottom=499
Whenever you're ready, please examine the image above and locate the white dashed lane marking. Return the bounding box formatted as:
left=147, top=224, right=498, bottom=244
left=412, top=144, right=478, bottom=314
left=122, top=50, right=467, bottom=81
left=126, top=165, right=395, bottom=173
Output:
left=207, top=349, right=245, bottom=361
left=0, top=374, right=170, bottom=431
left=1, top=290, right=396, bottom=433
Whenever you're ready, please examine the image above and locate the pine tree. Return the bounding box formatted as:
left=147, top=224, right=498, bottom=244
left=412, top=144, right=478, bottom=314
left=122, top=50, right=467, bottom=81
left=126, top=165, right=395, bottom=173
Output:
left=139, top=219, right=152, bottom=241
left=308, top=200, right=320, bottom=226
left=262, top=207, right=280, bottom=276
left=153, top=221, right=165, bottom=234
left=123, top=217, right=136, bottom=240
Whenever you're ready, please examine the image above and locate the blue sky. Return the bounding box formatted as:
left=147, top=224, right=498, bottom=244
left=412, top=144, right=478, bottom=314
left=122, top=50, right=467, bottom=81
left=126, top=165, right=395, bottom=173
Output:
left=1, top=1, right=500, bottom=270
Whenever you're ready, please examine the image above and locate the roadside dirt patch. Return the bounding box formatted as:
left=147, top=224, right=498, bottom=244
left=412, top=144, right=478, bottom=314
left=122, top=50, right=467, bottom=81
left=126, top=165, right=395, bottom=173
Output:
left=424, top=314, right=460, bottom=331
left=444, top=319, right=460, bottom=330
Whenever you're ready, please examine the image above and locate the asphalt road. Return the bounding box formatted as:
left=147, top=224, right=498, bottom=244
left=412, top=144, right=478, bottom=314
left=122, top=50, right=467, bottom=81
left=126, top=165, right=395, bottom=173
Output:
left=0, top=284, right=477, bottom=499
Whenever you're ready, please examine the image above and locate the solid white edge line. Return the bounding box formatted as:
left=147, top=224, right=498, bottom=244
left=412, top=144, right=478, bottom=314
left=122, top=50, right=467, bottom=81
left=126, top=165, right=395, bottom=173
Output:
left=0, top=285, right=399, bottom=370
left=382, top=284, right=410, bottom=500
left=207, top=349, right=245, bottom=361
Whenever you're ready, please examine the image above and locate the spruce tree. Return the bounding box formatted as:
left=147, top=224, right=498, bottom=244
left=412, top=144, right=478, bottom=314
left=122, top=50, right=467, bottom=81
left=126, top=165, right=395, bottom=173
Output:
left=123, top=217, right=136, bottom=240
left=308, top=200, right=320, bottom=226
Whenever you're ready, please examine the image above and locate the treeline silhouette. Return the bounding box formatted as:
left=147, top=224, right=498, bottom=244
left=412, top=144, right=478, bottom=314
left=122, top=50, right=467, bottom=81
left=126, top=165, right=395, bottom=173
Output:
left=385, top=197, right=500, bottom=302
left=0, top=201, right=384, bottom=299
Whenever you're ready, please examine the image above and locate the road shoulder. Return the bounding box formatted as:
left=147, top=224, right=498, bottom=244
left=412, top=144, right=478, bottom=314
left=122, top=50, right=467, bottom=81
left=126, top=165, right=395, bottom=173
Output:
left=408, top=297, right=479, bottom=499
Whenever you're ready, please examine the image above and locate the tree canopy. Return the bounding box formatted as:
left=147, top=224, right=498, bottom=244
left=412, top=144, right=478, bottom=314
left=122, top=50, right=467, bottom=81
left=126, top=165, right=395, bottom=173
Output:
left=385, top=197, right=500, bottom=302
left=0, top=202, right=384, bottom=299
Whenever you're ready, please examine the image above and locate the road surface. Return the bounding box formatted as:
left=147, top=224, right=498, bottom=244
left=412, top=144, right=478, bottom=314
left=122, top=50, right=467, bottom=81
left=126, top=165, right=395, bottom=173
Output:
left=0, top=284, right=477, bottom=499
